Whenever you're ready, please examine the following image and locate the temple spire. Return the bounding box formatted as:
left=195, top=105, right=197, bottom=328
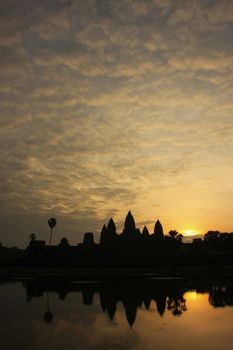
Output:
left=107, top=218, right=116, bottom=236
left=154, top=220, right=164, bottom=240
left=142, top=226, right=149, bottom=237
left=100, top=224, right=107, bottom=244
left=123, top=211, right=136, bottom=236
left=100, top=218, right=117, bottom=245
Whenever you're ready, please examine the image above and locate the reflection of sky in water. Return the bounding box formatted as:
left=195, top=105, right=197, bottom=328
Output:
left=0, top=282, right=233, bottom=350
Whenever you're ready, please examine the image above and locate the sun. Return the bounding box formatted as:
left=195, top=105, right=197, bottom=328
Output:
left=182, top=229, right=197, bottom=237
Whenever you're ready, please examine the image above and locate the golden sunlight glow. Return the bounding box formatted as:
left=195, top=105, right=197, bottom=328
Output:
left=185, top=291, right=198, bottom=301
left=182, top=230, right=197, bottom=237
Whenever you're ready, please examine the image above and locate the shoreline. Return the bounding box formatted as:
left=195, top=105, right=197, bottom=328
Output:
left=1, top=264, right=233, bottom=280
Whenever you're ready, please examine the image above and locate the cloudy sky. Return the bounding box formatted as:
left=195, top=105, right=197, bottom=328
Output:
left=0, top=0, right=233, bottom=247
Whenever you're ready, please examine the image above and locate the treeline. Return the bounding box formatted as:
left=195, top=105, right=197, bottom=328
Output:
left=0, top=244, right=24, bottom=266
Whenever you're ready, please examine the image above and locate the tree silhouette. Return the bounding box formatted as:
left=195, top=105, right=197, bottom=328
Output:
left=176, top=234, right=183, bottom=243
left=48, top=218, right=57, bottom=246
left=43, top=291, right=53, bottom=323
left=169, top=230, right=179, bottom=239
left=29, top=233, right=36, bottom=241
left=168, top=230, right=183, bottom=245
left=204, top=231, right=220, bottom=241
left=83, top=232, right=95, bottom=246
left=59, top=237, right=69, bottom=247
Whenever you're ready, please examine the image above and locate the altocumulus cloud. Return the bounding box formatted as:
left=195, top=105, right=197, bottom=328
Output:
left=0, top=0, right=233, bottom=246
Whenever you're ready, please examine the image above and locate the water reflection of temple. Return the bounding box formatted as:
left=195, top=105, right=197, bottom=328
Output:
left=23, top=278, right=233, bottom=327
left=23, top=278, right=187, bottom=326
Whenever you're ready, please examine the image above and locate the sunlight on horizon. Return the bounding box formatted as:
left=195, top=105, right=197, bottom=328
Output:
left=182, top=230, right=199, bottom=237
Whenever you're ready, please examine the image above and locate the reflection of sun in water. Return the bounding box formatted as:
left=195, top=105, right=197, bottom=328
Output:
left=184, top=291, right=209, bottom=311
left=186, top=291, right=198, bottom=301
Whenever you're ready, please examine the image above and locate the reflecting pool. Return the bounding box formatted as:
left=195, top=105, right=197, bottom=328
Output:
left=0, top=277, right=233, bottom=350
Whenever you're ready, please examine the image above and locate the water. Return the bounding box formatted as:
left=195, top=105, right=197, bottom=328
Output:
left=0, top=277, right=233, bottom=350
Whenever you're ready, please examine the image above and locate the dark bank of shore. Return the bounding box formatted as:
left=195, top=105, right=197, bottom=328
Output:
left=1, top=264, right=233, bottom=281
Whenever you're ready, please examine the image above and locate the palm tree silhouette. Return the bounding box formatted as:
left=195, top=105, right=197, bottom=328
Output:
left=48, top=218, right=57, bottom=246
left=43, top=291, right=53, bottom=323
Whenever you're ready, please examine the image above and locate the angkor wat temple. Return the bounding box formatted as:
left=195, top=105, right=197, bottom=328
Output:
left=25, top=211, right=172, bottom=266
left=16, top=210, right=233, bottom=267
left=99, top=210, right=164, bottom=244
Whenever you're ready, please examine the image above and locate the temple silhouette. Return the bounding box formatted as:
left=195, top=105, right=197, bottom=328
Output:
left=24, top=211, right=171, bottom=267
left=22, top=277, right=233, bottom=327
left=22, top=278, right=187, bottom=326
left=1, top=210, right=233, bottom=267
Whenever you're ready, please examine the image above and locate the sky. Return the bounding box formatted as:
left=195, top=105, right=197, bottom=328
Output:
left=0, top=0, right=233, bottom=247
